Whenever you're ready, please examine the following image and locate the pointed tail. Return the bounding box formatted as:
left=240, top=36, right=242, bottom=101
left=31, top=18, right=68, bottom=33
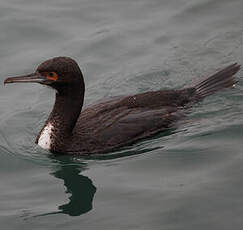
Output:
left=194, top=63, right=241, bottom=98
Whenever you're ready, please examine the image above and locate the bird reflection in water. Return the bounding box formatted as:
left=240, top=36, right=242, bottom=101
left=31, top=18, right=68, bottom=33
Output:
left=37, top=155, right=96, bottom=217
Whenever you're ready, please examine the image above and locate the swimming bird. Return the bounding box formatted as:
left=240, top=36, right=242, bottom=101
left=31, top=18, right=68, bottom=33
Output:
left=4, top=57, right=240, bottom=155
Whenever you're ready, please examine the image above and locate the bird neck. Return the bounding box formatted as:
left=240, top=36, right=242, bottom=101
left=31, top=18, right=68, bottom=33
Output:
left=51, top=89, right=84, bottom=131
left=37, top=84, right=85, bottom=151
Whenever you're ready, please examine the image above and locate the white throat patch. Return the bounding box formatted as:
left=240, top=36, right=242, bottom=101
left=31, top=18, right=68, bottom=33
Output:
left=38, top=122, right=54, bottom=150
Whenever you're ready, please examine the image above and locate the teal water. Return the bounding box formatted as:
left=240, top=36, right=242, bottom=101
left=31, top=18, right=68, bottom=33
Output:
left=1, top=0, right=243, bottom=229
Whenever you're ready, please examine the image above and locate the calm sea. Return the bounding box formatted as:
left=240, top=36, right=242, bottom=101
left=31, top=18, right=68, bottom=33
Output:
left=0, top=0, right=243, bottom=229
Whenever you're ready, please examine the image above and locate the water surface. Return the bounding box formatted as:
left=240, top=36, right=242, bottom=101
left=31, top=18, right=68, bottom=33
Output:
left=0, top=0, right=243, bottom=229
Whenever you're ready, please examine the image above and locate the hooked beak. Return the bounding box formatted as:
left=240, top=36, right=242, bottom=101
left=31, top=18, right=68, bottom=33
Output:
left=4, top=72, right=47, bottom=85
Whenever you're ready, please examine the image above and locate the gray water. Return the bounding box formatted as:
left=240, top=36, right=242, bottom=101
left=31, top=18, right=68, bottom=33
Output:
left=1, top=0, right=243, bottom=229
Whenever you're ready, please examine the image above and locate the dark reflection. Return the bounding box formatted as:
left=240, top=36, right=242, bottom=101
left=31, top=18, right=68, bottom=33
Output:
left=53, top=155, right=96, bottom=216
left=38, top=155, right=96, bottom=217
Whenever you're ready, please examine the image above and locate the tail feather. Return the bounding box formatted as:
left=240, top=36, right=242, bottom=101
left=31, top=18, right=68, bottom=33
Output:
left=194, top=63, right=241, bottom=98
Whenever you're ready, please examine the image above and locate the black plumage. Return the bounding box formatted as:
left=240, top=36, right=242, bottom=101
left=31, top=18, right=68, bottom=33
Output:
left=4, top=57, right=241, bottom=155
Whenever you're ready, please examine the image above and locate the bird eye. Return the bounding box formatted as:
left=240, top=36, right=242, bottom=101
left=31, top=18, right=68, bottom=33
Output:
left=46, top=72, right=58, bottom=81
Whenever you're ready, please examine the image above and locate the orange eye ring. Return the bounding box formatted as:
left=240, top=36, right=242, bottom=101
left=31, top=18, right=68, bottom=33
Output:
left=46, top=72, right=58, bottom=81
